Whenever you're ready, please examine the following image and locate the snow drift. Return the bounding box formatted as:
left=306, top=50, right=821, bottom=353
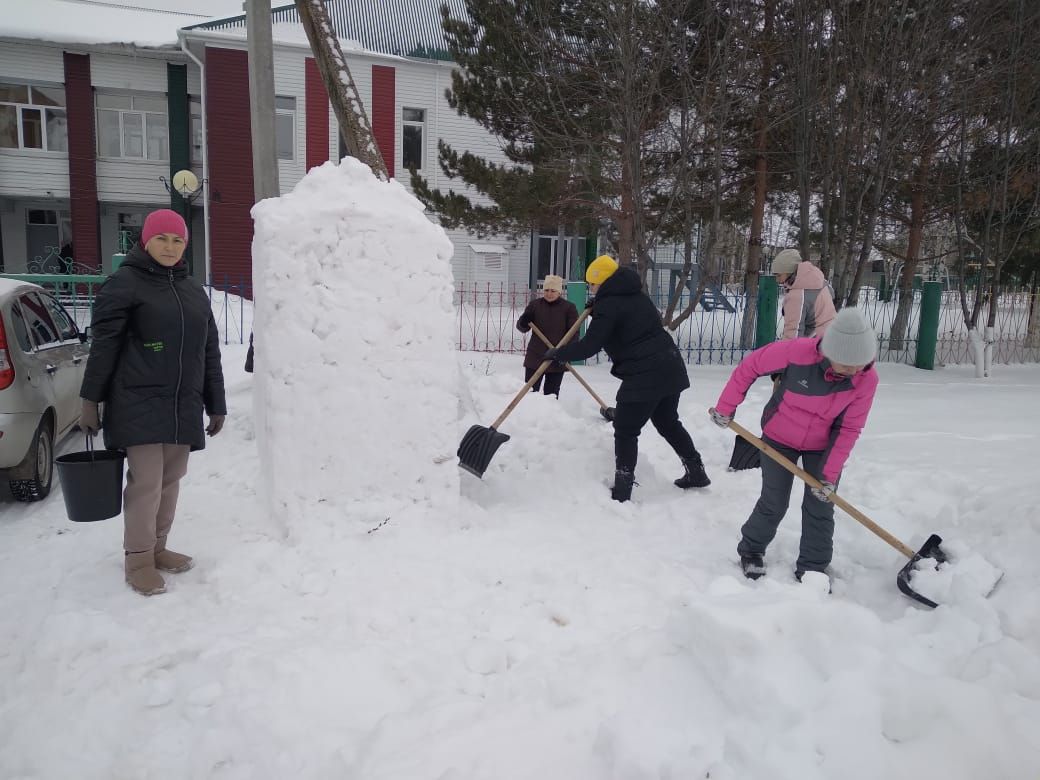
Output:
left=251, top=158, right=458, bottom=537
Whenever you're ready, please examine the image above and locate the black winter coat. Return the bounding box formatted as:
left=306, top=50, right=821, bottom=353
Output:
left=80, top=245, right=226, bottom=451
left=517, top=296, right=579, bottom=372
left=552, top=267, right=689, bottom=402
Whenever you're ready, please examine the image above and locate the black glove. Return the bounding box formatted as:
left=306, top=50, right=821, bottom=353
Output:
left=584, top=296, right=595, bottom=310
left=543, top=347, right=565, bottom=365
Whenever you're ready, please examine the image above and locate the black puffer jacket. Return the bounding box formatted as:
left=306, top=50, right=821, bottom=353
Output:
left=80, top=245, right=226, bottom=451
left=552, top=266, right=689, bottom=402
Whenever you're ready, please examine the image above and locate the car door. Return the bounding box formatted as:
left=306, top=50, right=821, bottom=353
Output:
left=17, top=291, right=80, bottom=433
left=40, top=292, right=88, bottom=430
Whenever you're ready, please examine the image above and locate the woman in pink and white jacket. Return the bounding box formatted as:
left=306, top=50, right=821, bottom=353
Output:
left=709, top=307, right=879, bottom=582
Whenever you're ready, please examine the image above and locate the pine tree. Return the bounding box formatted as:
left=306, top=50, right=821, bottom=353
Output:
left=411, top=0, right=687, bottom=273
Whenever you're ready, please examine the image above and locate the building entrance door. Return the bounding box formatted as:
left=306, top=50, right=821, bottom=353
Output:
left=533, top=231, right=586, bottom=287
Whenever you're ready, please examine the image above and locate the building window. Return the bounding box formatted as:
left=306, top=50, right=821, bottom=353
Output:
left=189, top=95, right=203, bottom=163
left=0, top=82, right=67, bottom=152
left=118, top=212, right=145, bottom=252
left=96, top=93, right=169, bottom=161
left=402, top=107, right=425, bottom=171
left=275, top=96, right=295, bottom=161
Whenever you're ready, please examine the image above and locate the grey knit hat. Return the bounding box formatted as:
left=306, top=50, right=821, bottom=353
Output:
left=821, top=307, right=877, bottom=365
left=772, top=248, right=802, bottom=276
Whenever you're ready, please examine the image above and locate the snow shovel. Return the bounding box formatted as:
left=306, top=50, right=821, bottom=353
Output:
left=728, top=436, right=761, bottom=470
left=726, top=418, right=948, bottom=609
left=458, top=309, right=591, bottom=478
left=728, top=376, right=784, bottom=471
left=529, top=324, right=615, bottom=421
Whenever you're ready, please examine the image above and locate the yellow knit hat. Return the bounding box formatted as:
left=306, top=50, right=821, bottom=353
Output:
left=586, top=255, right=619, bottom=285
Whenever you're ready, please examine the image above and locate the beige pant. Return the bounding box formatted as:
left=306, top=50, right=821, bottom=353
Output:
left=123, top=444, right=191, bottom=554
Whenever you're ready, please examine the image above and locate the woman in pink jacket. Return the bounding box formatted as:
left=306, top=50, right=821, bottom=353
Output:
left=709, top=307, right=879, bottom=581
left=772, top=248, right=836, bottom=340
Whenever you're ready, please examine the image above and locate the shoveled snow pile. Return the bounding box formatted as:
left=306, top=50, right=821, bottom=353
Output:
left=251, top=158, right=458, bottom=537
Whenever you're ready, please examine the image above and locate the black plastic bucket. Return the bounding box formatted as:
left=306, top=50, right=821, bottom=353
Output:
left=55, top=437, right=126, bottom=523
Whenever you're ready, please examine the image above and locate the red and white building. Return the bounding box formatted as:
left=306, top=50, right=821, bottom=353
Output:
left=0, top=0, right=590, bottom=292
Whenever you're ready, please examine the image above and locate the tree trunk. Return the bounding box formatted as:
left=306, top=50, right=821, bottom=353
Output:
left=740, top=0, right=774, bottom=349
left=1026, top=271, right=1040, bottom=349
left=888, top=154, right=931, bottom=351
left=617, top=151, right=635, bottom=267
left=844, top=171, right=885, bottom=307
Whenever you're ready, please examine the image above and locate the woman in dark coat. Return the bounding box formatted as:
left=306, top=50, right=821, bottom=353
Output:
left=546, top=255, right=709, bottom=501
left=516, top=274, right=578, bottom=397
left=79, top=209, right=226, bottom=596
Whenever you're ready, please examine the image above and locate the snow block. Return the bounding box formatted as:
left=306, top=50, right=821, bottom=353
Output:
left=251, top=158, right=459, bottom=534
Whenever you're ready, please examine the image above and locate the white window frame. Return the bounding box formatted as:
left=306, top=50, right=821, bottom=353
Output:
left=275, top=95, right=296, bottom=161
left=402, top=107, right=426, bottom=172
left=95, top=92, right=169, bottom=162
left=0, top=82, right=67, bottom=153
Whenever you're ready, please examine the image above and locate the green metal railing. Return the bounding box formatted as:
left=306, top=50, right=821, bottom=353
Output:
left=0, top=272, right=253, bottom=345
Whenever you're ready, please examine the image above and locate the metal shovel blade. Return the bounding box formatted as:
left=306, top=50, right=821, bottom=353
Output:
left=727, top=434, right=761, bottom=471
left=457, top=424, right=511, bottom=478
left=896, top=533, right=947, bottom=609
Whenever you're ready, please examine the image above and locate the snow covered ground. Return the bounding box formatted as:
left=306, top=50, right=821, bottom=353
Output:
left=1, top=352, right=1038, bottom=779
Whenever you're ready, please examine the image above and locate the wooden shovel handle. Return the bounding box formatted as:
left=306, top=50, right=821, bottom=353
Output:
left=529, top=324, right=610, bottom=410
left=726, top=418, right=916, bottom=559
left=490, top=309, right=591, bottom=430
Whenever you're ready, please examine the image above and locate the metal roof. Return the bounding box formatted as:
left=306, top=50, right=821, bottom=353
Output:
left=186, top=0, right=469, bottom=61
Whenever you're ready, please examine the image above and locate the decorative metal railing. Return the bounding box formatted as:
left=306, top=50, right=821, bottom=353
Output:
left=454, top=282, right=1040, bottom=367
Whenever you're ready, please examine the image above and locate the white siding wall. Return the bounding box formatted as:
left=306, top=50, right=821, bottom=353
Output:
left=95, top=160, right=169, bottom=203
left=0, top=40, right=66, bottom=82
left=91, top=52, right=185, bottom=203
left=272, top=49, right=307, bottom=193
left=91, top=51, right=169, bottom=92
left=0, top=42, right=70, bottom=197
left=394, top=58, right=531, bottom=286
left=315, top=50, right=532, bottom=287
left=186, top=64, right=202, bottom=95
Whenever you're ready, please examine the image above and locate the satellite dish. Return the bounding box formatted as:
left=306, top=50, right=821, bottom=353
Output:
left=172, top=169, right=200, bottom=197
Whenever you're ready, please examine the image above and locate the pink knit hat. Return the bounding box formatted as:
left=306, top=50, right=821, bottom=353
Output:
left=140, top=209, right=188, bottom=247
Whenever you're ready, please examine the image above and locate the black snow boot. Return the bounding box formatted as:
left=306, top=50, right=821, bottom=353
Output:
left=611, top=469, right=635, bottom=502
left=740, top=553, right=766, bottom=580
left=674, top=456, right=711, bottom=489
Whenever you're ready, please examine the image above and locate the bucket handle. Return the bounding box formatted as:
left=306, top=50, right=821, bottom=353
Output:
left=85, top=433, right=95, bottom=460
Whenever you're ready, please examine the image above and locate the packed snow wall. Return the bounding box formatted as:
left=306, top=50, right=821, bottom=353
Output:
left=251, top=158, right=459, bottom=535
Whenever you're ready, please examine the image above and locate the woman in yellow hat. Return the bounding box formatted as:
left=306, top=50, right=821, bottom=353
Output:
left=545, top=255, right=709, bottom=501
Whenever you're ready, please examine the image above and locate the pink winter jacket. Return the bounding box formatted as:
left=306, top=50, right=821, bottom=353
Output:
left=782, top=262, right=836, bottom=340
left=715, top=338, right=878, bottom=482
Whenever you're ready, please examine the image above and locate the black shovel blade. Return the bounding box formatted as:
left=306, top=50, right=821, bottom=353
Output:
left=600, top=406, right=616, bottom=422
left=457, top=424, right=511, bottom=478
left=728, top=434, right=761, bottom=471
left=896, top=533, right=946, bottom=609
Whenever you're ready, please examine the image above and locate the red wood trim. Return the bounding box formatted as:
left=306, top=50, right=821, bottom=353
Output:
left=62, top=52, right=100, bottom=270
left=205, top=47, right=254, bottom=290
left=305, top=57, right=330, bottom=172
left=371, top=64, right=395, bottom=178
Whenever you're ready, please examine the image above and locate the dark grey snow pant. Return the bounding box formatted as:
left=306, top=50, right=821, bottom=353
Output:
left=736, top=437, right=838, bottom=573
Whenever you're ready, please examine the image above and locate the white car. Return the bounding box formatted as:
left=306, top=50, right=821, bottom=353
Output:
left=0, top=278, right=89, bottom=501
